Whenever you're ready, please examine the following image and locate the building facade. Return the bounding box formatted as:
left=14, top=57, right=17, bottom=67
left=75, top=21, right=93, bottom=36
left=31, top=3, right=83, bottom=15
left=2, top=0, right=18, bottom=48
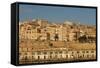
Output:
left=19, top=19, right=96, bottom=64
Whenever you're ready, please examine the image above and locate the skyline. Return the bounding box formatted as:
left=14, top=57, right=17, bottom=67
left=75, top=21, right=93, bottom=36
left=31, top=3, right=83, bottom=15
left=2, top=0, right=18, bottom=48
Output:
left=19, top=4, right=96, bottom=25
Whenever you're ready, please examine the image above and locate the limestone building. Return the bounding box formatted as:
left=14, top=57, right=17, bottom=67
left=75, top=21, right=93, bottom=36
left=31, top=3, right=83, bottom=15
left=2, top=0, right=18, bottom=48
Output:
left=19, top=19, right=96, bottom=64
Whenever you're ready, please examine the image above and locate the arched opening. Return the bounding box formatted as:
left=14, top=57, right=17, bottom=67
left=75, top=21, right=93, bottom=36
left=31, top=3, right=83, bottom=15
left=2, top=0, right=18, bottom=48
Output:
left=44, top=56, right=46, bottom=59
left=55, top=34, right=59, bottom=41
left=24, top=56, right=28, bottom=62
left=38, top=56, right=40, bottom=60
left=66, top=55, right=68, bottom=59
left=50, top=55, right=52, bottom=59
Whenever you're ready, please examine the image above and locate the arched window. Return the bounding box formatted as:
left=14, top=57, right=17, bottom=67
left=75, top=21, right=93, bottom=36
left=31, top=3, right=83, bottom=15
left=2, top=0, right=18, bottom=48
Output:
left=83, top=54, right=84, bottom=57
left=44, top=56, right=46, bottom=59
left=38, top=56, right=40, bottom=60
left=66, top=55, right=68, bottom=58
left=50, top=55, right=52, bottom=59
left=24, top=56, right=28, bottom=61
left=55, top=34, right=59, bottom=41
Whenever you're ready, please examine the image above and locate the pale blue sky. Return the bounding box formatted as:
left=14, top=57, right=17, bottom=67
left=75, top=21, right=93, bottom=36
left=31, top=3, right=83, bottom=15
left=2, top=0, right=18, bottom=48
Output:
left=19, top=4, right=96, bottom=25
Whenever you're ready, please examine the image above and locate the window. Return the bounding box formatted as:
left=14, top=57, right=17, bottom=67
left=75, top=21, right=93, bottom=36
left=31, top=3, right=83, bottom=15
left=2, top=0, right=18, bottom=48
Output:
left=50, top=52, right=53, bottom=54
left=66, top=51, right=68, bottom=53
left=44, top=29, right=47, bottom=31
left=55, top=52, right=58, bottom=54
left=44, top=56, right=46, bottom=59
left=72, top=51, right=74, bottom=54
left=87, top=55, right=89, bottom=58
left=49, top=43, right=53, bottom=47
left=77, top=51, right=79, bottom=53
left=60, top=55, right=62, bottom=58
left=24, top=52, right=27, bottom=55
left=25, top=56, right=28, bottom=61
left=27, top=26, right=31, bottom=30
left=66, top=55, right=68, bottom=58
left=32, top=56, right=34, bottom=59
left=79, top=55, right=82, bottom=58
left=32, top=48, right=33, bottom=50
left=92, top=54, right=94, bottom=58
left=86, top=51, right=89, bottom=53
left=70, top=26, right=73, bottom=29
left=32, top=52, right=35, bottom=55
left=63, top=51, right=66, bottom=54
left=37, top=52, right=41, bottom=55
left=26, top=31, right=28, bottom=33
left=43, top=52, right=47, bottom=54
left=82, top=51, right=85, bottom=53
left=83, top=54, right=84, bottom=57
left=50, top=55, right=52, bottom=59
left=38, top=56, right=40, bottom=60
left=59, top=51, right=62, bottom=54
left=91, top=51, right=94, bottom=53
left=27, top=48, right=28, bottom=51
left=55, top=55, right=58, bottom=58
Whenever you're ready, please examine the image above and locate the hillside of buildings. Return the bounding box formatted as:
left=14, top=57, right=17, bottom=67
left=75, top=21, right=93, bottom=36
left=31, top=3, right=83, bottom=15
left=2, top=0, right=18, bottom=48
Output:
left=19, top=19, right=96, bottom=50
left=19, top=19, right=96, bottom=64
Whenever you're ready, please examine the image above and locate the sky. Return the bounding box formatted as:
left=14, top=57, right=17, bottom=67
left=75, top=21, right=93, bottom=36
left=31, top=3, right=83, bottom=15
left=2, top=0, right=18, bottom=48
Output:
left=19, top=4, right=96, bottom=25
